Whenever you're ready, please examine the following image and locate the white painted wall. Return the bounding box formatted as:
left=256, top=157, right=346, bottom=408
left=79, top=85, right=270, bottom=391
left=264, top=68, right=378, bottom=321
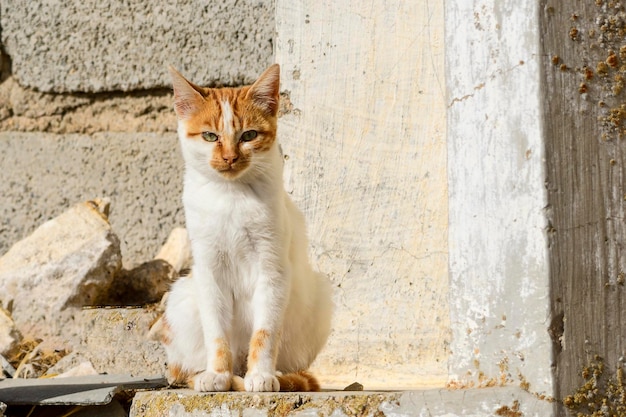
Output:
left=276, top=0, right=448, bottom=388
left=446, top=1, right=553, bottom=395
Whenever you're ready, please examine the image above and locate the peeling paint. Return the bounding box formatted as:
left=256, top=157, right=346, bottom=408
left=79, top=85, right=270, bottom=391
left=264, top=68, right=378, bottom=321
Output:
left=446, top=0, right=553, bottom=396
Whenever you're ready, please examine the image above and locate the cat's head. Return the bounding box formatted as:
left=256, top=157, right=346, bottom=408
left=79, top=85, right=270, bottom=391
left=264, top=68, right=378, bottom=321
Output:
left=170, top=64, right=280, bottom=180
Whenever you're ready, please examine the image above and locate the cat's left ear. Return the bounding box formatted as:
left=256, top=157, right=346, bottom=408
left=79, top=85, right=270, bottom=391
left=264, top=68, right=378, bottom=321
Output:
left=247, top=64, right=280, bottom=116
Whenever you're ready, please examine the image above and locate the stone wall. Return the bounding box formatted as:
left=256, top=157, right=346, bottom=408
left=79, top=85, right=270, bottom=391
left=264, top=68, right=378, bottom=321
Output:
left=0, top=0, right=275, bottom=266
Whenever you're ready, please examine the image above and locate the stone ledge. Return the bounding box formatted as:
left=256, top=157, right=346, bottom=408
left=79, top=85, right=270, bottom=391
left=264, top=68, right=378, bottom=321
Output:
left=129, top=387, right=554, bottom=417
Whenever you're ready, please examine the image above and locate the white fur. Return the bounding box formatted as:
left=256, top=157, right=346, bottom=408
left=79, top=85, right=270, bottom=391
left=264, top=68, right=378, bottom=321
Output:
left=220, top=100, right=235, bottom=136
left=163, top=116, right=333, bottom=392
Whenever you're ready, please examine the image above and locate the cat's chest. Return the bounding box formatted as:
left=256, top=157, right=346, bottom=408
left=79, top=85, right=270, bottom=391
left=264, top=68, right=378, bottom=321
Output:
left=184, top=181, right=280, bottom=244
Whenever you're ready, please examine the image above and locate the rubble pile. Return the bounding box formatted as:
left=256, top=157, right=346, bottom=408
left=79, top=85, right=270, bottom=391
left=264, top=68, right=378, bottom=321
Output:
left=0, top=199, right=191, bottom=416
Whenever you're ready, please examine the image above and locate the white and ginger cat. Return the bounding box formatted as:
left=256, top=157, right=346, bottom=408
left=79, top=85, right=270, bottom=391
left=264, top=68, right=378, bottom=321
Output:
left=150, top=64, right=333, bottom=392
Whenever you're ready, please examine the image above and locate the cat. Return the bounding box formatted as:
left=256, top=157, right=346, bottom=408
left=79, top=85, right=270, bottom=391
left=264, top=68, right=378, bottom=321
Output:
left=149, top=64, right=333, bottom=392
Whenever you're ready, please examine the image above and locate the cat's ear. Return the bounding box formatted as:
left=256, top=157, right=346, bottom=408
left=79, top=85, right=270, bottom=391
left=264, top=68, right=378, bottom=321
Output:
left=169, top=65, right=205, bottom=120
left=247, top=64, right=280, bottom=116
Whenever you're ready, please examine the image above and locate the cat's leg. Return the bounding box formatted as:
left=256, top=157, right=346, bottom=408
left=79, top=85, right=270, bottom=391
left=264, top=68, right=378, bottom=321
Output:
left=160, top=277, right=206, bottom=386
left=243, top=265, right=289, bottom=392
left=189, top=263, right=235, bottom=392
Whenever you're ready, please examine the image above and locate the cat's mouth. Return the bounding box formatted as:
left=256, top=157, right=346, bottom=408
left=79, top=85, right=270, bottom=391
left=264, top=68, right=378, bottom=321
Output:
left=214, top=161, right=249, bottom=178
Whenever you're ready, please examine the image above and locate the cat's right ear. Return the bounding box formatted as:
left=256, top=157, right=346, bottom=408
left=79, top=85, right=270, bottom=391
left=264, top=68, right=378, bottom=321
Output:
left=169, top=66, right=205, bottom=120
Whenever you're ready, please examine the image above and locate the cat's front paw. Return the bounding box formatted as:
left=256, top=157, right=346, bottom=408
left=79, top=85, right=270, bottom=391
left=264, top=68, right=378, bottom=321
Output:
left=191, top=370, right=232, bottom=392
left=244, top=371, right=280, bottom=392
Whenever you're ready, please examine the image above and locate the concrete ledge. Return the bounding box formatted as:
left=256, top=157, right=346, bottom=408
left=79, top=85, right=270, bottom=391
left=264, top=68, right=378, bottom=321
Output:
left=129, top=387, right=554, bottom=417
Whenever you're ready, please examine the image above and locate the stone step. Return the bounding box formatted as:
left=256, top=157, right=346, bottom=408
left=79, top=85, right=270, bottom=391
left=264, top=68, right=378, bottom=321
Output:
left=129, top=386, right=554, bottom=417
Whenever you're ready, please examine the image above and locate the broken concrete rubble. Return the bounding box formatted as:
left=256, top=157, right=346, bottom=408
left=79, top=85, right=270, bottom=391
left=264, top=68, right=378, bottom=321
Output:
left=154, top=227, right=192, bottom=274
left=0, top=309, right=20, bottom=358
left=0, top=356, right=14, bottom=379
left=0, top=199, right=122, bottom=342
left=0, top=199, right=185, bottom=354
left=53, top=361, right=98, bottom=378
left=46, top=308, right=167, bottom=378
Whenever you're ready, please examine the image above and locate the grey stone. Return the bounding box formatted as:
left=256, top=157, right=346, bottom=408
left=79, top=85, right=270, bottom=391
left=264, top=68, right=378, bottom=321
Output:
left=129, top=387, right=555, bottom=417
left=0, top=132, right=185, bottom=268
left=46, top=308, right=167, bottom=378
left=0, top=199, right=122, bottom=341
left=0, top=0, right=274, bottom=93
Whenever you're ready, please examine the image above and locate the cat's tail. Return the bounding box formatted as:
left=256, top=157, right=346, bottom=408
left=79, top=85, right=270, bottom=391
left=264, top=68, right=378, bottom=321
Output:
left=231, top=370, right=321, bottom=392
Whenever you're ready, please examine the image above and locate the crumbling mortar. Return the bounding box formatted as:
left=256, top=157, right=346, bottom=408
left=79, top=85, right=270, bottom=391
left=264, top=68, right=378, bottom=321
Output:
left=0, top=77, right=295, bottom=134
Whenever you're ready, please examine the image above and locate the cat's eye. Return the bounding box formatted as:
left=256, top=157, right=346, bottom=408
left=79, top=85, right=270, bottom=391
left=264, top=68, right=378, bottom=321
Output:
left=240, top=130, right=258, bottom=142
left=201, top=132, right=218, bottom=142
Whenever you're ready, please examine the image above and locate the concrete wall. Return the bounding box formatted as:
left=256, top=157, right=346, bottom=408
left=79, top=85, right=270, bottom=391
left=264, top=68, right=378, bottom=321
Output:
left=0, top=1, right=274, bottom=265
left=276, top=0, right=448, bottom=388
left=446, top=1, right=553, bottom=397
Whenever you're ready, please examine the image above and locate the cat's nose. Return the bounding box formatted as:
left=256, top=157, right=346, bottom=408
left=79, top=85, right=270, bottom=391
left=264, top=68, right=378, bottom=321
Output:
left=223, top=153, right=239, bottom=164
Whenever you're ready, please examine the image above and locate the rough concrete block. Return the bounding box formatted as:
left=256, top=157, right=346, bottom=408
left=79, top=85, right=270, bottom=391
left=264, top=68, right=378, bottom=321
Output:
left=0, top=132, right=185, bottom=268
left=129, top=387, right=555, bottom=417
left=0, top=0, right=274, bottom=93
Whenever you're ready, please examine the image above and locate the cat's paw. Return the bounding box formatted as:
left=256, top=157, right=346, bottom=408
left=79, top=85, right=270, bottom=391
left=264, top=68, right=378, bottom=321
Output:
left=191, top=370, right=232, bottom=392
left=244, top=371, right=280, bottom=392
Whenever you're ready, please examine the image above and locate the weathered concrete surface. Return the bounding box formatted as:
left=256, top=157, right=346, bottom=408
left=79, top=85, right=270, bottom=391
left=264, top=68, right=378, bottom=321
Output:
left=276, top=0, right=448, bottom=389
left=0, top=132, right=184, bottom=267
left=0, top=0, right=274, bottom=92
left=130, top=387, right=553, bottom=417
left=445, top=1, right=553, bottom=396
left=46, top=308, right=167, bottom=377
left=0, top=199, right=122, bottom=340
